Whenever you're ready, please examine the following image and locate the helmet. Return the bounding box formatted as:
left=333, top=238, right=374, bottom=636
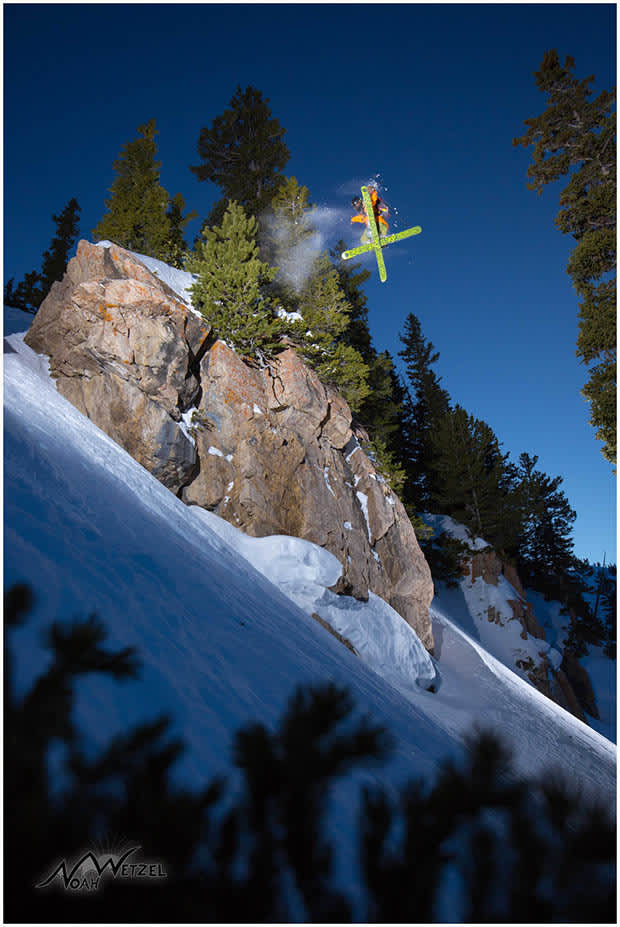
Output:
left=352, top=196, right=362, bottom=207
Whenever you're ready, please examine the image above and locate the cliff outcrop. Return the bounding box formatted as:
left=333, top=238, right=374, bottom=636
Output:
left=467, top=546, right=598, bottom=722
left=24, top=240, right=435, bottom=651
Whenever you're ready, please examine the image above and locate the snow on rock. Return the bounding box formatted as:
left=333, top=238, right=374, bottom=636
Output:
left=426, top=511, right=616, bottom=740
left=425, top=602, right=615, bottom=792
left=526, top=586, right=616, bottom=742
left=276, top=306, right=303, bottom=323
left=95, top=240, right=198, bottom=310
left=190, top=508, right=438, bottom=693
left=25, top=239, right=435, bottom=648
left=423, top=512, right=489, bottom=551
left=437, top=570, right=561, bottom=685
left=4, top=330, right=54, bottom=384
left=356, top=490, right=370, bottom=538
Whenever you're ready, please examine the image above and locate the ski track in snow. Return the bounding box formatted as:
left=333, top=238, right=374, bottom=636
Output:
left=3, top=319, right=616, bottom=823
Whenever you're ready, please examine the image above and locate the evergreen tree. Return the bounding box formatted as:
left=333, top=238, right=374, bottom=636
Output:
left=4, top=198, right=81, bottom=313
left=93, top=120, right=192, bottom=261
left=331, top=243, right=373, bottom=357
left=332, top=252, right=406, bottom=453
left=191, top=86, right=290, bottom=223
left=514, top=51, right=616, bottom=464
left=325, top=250, right=417, bottom=498
left=6, top=585, right=615, bottom=923
left=398, top=313, right=451, bottom=508
left=4, top=271, right=44, bottom=314
left=186, top=200, right=284, bottom=360
left=39, top=197, right=81, bottom=298
left=515, top=452, right=576, bottom=584
left=289, top=251, right=370, bottom=411
left=430, top=405, right=521, bottom=551
left=262, top=176, right=317, bottom=298
left=165, top=192, right=197, bottom=268
left=600, top=568, right=616, bottom=658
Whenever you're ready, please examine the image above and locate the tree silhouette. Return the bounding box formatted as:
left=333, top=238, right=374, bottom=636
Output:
left=5, top=585, right=615, bottom=922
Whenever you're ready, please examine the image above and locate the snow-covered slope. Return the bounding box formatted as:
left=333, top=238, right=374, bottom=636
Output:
left=424, top=512, right=617, bottom=743
left=3, top=320, right=616, bottom=815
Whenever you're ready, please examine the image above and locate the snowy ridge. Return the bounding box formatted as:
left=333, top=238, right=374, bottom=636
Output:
left=3, top=318, right=616, bottom=814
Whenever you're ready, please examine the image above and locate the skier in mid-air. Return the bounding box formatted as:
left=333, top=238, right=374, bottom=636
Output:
left=351, top=186, right=389, bottom=244
left=342, top=183, right=421, bottom=283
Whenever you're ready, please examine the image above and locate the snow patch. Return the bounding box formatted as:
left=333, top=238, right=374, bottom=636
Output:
left=356, top=491, right=370, bottom=539
left=191, top=508, right=437, bottom=693
left=94, top=240, right=199, bottom=314
left=423, top=512, right=489, bottom=551
left=179, top=409, right=197, bottom=447
left=323, top=466, right=335, bottom=497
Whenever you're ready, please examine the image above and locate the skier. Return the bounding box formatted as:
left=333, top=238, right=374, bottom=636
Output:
left=351, top=186, right=389, bottom=244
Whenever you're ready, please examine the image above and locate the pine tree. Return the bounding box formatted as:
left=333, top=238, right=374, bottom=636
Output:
left=514, top=51, right=616, bottom=464
left=398, top=313, right=451, bottom=508
left=4, top=198, right=81, bottom=312
left=186, top=200, right=284, bottom=359
left=191, top=86, right=290, bottom=223
left=93, top=120, right=192, bottom=261
left=430, top=405, right=521, bottom=550
left=515, top=452, right=577, bottom=584
left=3, top=271, right=43, bottom=314
left=262, top=176, right=317, bottom=298
left=39, top=197, right=81, bottom=298
left=601, top=568, right=616, bottom=658
left=289, top=251, right=370, bottom=411
left=331, top=243, right=373, bottom=357
left=165, top=193, right=197, bottom=268
left=325, top=253, right=425, bottom=505
left=7, top=584, right=615, bottom=923
left=332, top=252, right=404, bottom=448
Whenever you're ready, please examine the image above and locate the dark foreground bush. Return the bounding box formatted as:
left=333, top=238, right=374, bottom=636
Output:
left=4, top=585, right=616, bottom=922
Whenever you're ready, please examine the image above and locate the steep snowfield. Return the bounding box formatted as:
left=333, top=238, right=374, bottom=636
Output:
left=424, top=512, right=617, bottom=743
left=3, top=313, right=616, bottom=816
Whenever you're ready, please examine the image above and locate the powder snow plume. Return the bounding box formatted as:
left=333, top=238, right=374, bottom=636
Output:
left=260, top=204, right=350, bottom=293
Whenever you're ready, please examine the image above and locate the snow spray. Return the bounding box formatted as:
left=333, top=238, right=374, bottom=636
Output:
left=260, top=205, right=350, bottom=293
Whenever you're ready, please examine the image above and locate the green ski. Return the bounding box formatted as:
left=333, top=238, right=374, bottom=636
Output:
left=361, top=185, right=387, bottom=282
left=341, top=224, right=422, bottom=261
left=341, top=185, right=422, bottom=281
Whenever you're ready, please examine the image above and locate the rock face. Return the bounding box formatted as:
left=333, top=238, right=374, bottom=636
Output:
left=24, top=241, right=435, bottom=652
left=470, top=547, right=546, bottom=640
left=25, top=241, right=211, bottom=492
left=467, top=547, right=598, bottom=722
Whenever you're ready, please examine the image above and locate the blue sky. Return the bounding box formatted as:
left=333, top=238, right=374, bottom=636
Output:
left=3, top=2, right=616, bottom=563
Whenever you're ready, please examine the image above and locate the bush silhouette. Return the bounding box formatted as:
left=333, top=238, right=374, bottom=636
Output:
left=4, top=585, right=615, bottom=922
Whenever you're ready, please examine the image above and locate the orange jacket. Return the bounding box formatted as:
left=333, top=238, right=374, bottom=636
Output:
left=351, top=190, right=389, bottom=229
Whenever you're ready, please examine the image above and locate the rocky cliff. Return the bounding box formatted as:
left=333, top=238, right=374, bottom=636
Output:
left=24, top=240, right=435, bottom=651
left=467, top=545, right=600, bottom=723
